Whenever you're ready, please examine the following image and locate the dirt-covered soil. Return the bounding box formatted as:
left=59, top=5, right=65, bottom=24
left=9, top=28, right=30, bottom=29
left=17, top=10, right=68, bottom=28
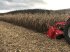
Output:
left=0, top=21, right=70, bottom=52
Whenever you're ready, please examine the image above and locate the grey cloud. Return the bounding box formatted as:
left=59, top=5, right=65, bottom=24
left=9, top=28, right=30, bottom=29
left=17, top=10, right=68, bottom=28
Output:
left=0, top=0, right=46, bottom=10
left=6, top=0, right=44, bottom=3
left=6, top=0, right=13, bottom=2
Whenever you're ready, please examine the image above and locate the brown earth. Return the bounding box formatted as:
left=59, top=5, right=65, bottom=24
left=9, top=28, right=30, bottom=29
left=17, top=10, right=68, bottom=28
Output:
left=0, top=21, right=70, bottom=52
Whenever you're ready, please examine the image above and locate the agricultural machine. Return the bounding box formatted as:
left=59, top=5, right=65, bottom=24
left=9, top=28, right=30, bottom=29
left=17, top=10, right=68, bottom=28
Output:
left=45, top=18, right=70, bottom=44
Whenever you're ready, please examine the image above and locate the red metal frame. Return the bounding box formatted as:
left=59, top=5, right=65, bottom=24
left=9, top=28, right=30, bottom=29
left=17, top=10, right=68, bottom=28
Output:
left=44, top=22, right=66, bottom=39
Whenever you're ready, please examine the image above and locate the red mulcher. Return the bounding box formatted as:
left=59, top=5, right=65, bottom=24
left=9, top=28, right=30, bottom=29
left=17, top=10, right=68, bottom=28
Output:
left=45, top=18, right=70, bottom=44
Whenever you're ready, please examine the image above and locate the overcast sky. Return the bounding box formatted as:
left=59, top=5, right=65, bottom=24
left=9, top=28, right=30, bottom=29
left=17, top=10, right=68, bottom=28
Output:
left=0, top=0, right=70, bottom=13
